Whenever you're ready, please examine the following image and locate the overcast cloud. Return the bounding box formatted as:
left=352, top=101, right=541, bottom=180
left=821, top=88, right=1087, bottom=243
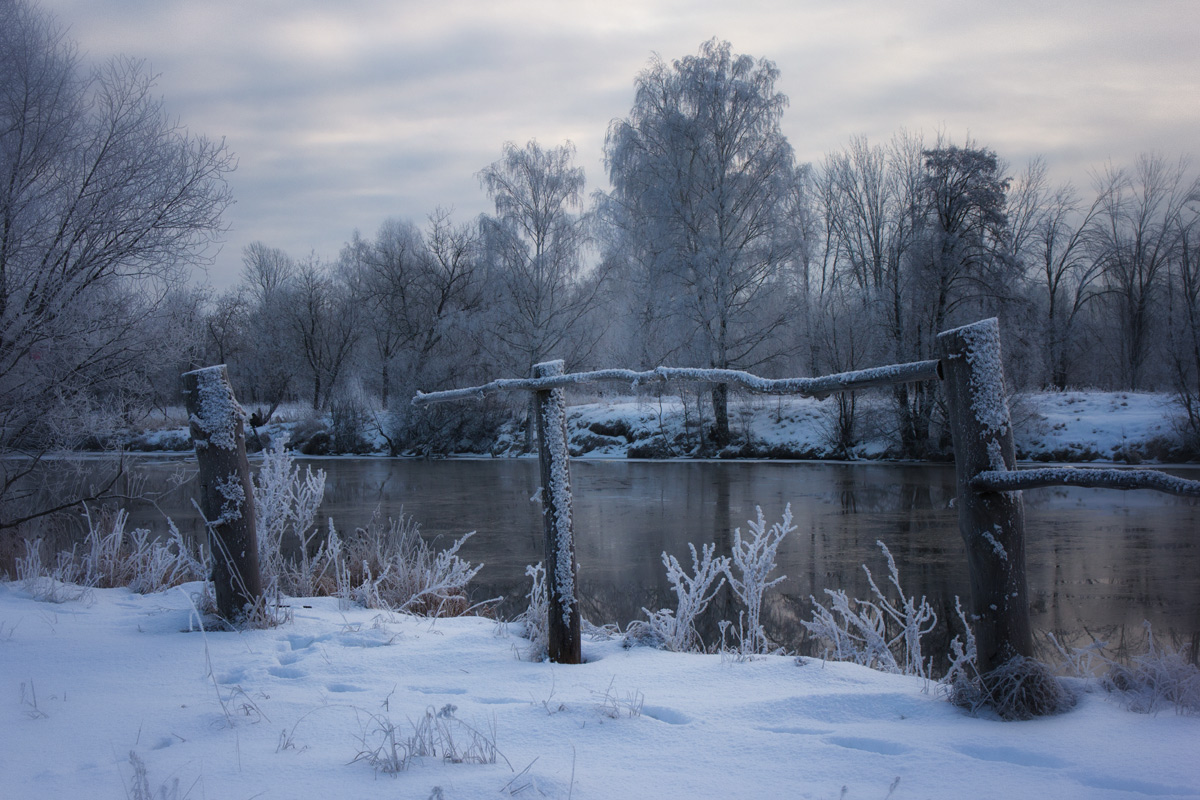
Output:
left=38, top=0, right=1200, bottom=288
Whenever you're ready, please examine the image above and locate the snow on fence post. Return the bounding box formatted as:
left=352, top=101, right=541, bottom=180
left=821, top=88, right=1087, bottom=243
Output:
left=936, top=319, right=1034, bottom=674
left=182, top=365, right=263, bottom=622
left=533, top=359, right=582, bottom=664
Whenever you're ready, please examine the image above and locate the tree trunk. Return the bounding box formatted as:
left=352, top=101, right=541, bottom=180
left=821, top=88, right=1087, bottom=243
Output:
left=533, top=360, right=581, bottom=664
left=937, top=319, right=1033, bottom=673
left=711, top=382, right=730, bottom=447
left=182, top=365, right=263, bottom=622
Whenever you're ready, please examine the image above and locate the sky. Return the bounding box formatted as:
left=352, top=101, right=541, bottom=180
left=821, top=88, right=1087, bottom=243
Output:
left=37, top=0, right=1200, bottom=290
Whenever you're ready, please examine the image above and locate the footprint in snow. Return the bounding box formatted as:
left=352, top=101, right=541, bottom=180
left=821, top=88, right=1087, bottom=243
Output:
left=268, top=665, right=305, bottom=680
left=954, top=744, right=1069, bottom=770
left=824, top=736, right=913, bottom=756
left=641, top=706, right=691, bottom=725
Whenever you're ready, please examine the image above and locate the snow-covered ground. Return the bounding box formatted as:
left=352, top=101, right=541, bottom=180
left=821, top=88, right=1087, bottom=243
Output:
left=2, top=582, right=1197, bottom=799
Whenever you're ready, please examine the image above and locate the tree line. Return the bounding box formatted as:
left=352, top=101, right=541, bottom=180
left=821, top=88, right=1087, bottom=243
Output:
left=4, top=5, right=1200, bottom=531
left=188, top=39, right=1200, bottom=455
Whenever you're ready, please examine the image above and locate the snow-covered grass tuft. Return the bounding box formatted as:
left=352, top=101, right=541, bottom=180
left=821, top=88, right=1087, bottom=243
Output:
left=251, top=442, right=483, bottom=616
left=16, top=509, right=204, bottom=603
left=13, top=443, right=483, bottom=621
left=331, top=512, right=483, bottom=616
left=351, top=703, right=503, bottom=775
left=803, top=541, right=938, bottom=678
left=1103, top=627, right=1200, bottom=715
left=949, top=655, right=1075, bottom=721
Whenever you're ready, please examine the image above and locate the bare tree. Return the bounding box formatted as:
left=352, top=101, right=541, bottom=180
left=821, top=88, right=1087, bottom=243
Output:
left=0, top=0, right=234, bottom=528
left=478, top=140, right=600, bottom=449
left=604, top=39, right=804, bottom=445
left=236, top=242, right=299, bottom=419
left=283, top=257, right=360, bottom=411
left=1092, top=155, right=1197, bottom=390
left=345, top=208, right=484, bottom=411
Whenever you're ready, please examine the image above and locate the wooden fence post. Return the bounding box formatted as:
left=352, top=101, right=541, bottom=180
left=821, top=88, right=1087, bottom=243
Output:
left=936, top=319, right=1033, bottom=673
left=182, top=365, right=263, bottom=622
left=534, top=360, right=582, bottom=664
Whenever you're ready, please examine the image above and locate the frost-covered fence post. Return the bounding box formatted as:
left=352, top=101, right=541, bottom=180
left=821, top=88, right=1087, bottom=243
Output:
left=533, top=360, right=581, bottom=664
left=182, top=365, right=263, bottom=621
left=936, top=319, right=1033, bottom=674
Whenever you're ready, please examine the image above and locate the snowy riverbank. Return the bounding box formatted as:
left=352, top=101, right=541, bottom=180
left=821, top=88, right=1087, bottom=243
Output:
left=127, top=390, right=1190, bottom=464
left=2, top=582, right=1198, bottom=799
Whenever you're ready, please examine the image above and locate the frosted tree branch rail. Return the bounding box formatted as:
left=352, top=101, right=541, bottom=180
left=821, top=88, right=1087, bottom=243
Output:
left=973, top=467, right=1200, bottom=498
left=411, top=360, right=944, bottom=406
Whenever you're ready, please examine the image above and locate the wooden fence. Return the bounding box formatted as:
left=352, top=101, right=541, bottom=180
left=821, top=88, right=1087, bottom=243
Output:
left=412, top=318, right=1200, bottom=676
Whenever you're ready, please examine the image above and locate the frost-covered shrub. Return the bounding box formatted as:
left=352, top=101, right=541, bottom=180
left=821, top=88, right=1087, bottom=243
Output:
left=332, top=511, right=482, bottom=615
left=385, top=399, right=510, bottom=456
left=803, top=541, right=938, bottom=678
left=727, top=505, right=795, bottom=656
left=1054, top=622, right=1200, bottom=715
left=253, top=441, right=329, bottom=597
left=1103, top=626, right=1200, bottom=715
left=949, top=655, right=1075, bottom=721
left=639, top=542, right=730, bottom=652
left=517, top=562, right=549, bottom=660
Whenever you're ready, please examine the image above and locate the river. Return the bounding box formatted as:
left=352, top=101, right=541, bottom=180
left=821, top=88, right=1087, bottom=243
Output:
left=92, top=455, right=1200, bottom=662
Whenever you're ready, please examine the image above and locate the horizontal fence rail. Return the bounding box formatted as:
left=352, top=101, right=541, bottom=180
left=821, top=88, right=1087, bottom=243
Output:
left=974, top=466, right=1200, bottom=497
left=412, top=359, right=944, bottom=406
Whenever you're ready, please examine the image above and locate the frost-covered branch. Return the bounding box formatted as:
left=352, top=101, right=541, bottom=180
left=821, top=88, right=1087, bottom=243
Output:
left=412, top=359, right=942, bottom=405
left=973, top=467, right=1200, bottom=497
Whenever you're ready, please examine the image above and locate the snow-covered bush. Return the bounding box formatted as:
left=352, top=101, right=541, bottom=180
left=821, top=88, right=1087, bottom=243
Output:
left=803, top=541, right=938, bottom=678
left=727, top=505, right=795, bottom=656
left=639, top=542, right=730, bottom=653
left=13, top=443, right=482, bottom=619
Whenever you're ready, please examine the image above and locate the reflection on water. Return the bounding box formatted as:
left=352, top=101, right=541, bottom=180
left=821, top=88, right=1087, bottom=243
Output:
left=116, top=456, right=1200, bottom=660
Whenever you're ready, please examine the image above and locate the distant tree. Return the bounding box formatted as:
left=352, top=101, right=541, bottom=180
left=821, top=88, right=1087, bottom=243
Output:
left=237, top=242, right=300, bottom=418
left=1166, top=195, right=1200, bottom=440
left=344, top=207, right=484, bottom=411
left=898, top=140, right=1011, bottom=454
left=1092, top=155, right=1197, bottom=390
left=605, top=39, right=805, bottom=446
left=283, top=257, right=360, bottom=411
left=0, top=0, right=234, bottom=528
left=478, top=140, right=600, bottom=449
left=1009, top=162, right=1107, bottom=389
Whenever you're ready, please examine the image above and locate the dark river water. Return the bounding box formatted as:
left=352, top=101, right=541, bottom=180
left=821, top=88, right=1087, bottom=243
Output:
left=111, top=456, right=1200, bottom=662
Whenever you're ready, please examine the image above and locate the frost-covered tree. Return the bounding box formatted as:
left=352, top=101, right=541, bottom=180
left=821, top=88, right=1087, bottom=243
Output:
left=604, top=39, right=806, bottom=445
left=0, top=0, right=233, bottom=527
left=478, top=140, right=600, bottom=449
left=236, top=242, right=301, bottom=417
left=345, top=208, right=485, bottom=411
left=1092, top=155, right=1198, bottom=390
left=282, top=257, right=360, bottom=411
